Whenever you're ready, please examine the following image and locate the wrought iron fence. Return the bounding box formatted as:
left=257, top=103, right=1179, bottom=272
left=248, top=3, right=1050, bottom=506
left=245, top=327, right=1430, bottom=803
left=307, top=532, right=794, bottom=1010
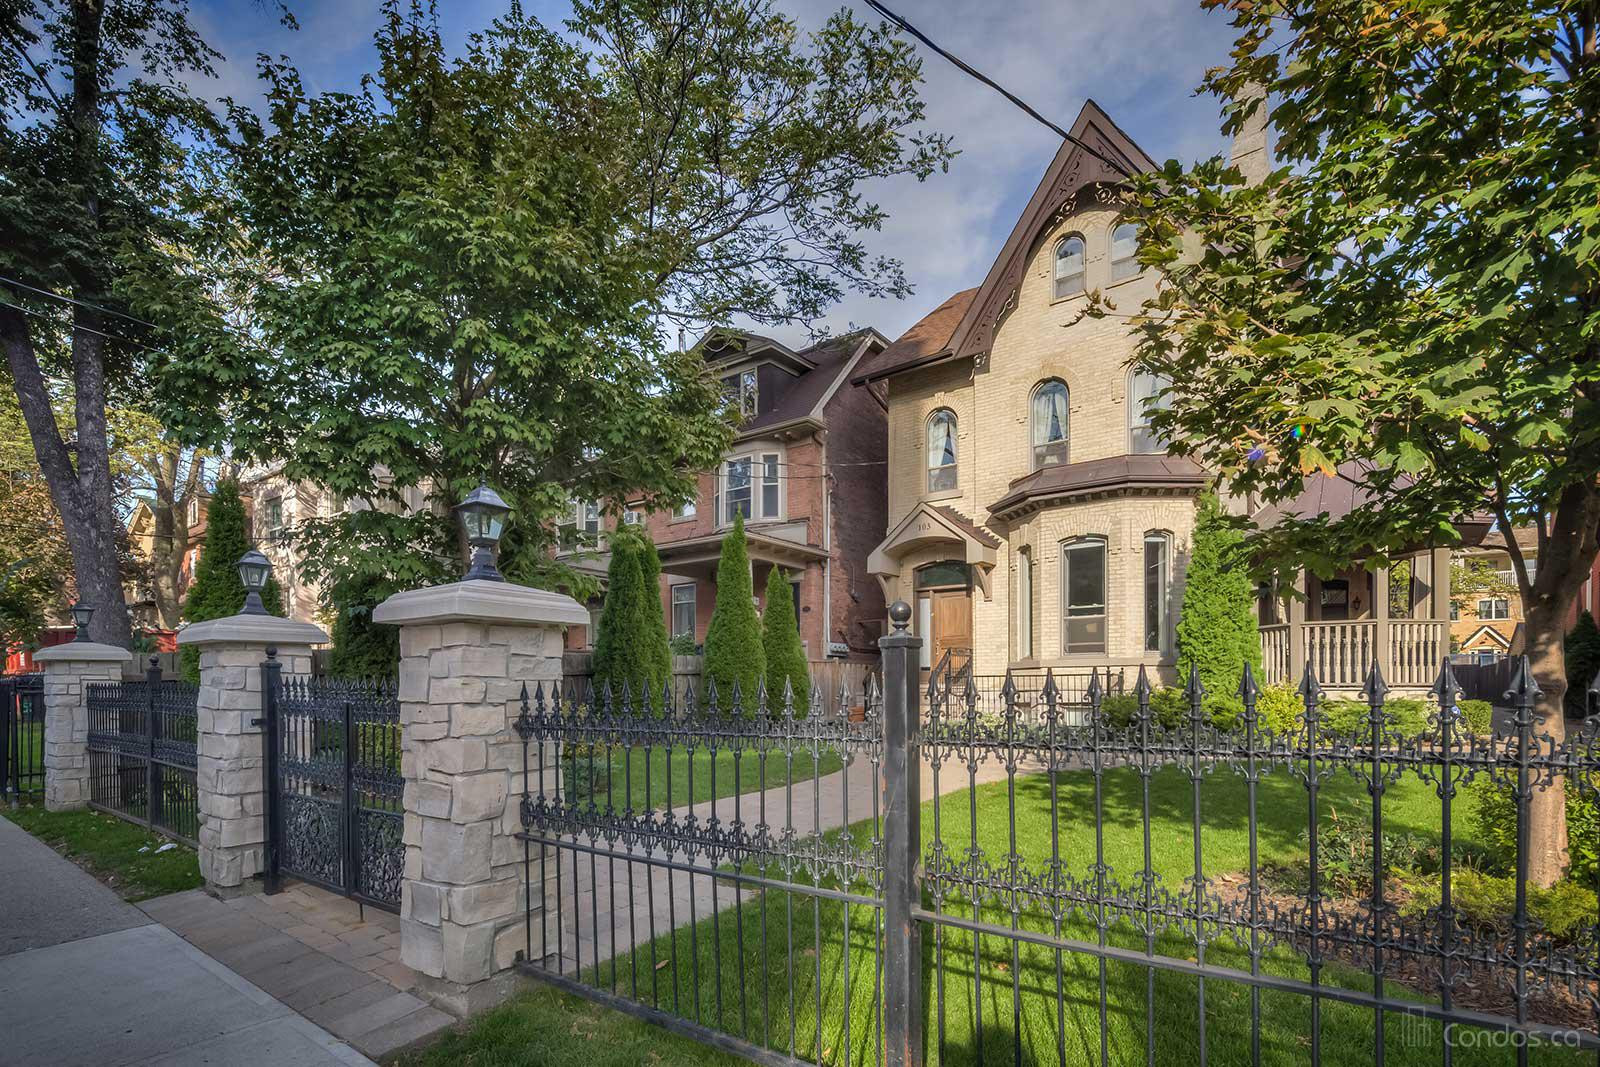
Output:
left=262, top=668, right=404, bottom=912
left=0, top=672, right=45, bottom=800
left=85, top=659, right=199, bottom=843
left=513, top=630, right=1600, bottom=1066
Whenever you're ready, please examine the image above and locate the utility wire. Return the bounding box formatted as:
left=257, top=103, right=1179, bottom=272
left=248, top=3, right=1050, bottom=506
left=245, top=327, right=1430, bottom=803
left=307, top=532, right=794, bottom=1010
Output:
left=0, top=274, right=160, bottom=330
left=861, top=0, right=1137, bottom=181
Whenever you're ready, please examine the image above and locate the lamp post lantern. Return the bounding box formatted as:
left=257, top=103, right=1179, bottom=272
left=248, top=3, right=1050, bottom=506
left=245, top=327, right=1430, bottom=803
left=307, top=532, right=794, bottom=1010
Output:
left=456, top=483, right=511, bottom=582
left=237, top=549, right=273, bottom=615
left=69, top=601, right=93, bottom=641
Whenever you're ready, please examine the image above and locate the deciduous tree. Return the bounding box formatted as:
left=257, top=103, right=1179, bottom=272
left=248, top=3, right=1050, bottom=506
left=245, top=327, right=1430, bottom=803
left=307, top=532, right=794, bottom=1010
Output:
left=1119, top=0, right=1600, bottom=884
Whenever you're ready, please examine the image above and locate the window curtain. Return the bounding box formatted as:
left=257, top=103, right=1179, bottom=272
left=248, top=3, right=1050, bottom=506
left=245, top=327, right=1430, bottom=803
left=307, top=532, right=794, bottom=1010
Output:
left=1032, top=385, right=1068, bottom=446
left=928, top=414, right=956, bottom=468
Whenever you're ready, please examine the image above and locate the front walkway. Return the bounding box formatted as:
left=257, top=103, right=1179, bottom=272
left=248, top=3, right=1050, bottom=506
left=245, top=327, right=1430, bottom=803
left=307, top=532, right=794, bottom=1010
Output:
left=0, top=816, right=373, bottom=1067
left=143, top=886, right=454, bottom=1060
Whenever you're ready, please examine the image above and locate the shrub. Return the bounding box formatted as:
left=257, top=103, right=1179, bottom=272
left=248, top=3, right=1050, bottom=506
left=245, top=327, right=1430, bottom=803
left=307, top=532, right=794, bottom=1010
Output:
left=1319, top=697, right=1429, bottom=738
left=1175, top=490, right=1261, bottom=699
left=180, top=477, right=283, bottom=682
left=760, top=567, right=808, bottom=708
left=327, top=576, right=399, bottom=679
left=1456, top=698, right=1493, bottom=735
left=1565, top=610, right=1600, bottom=718
left=1401, top=870, right=1598, bottom=943
left=1257, top=683, right=1303, bottom=736
left=1470, top=772, right=1600, bottom=886
left=669, top=632, right=698, bottom=656
left=701, top=515, right=764, bottom=705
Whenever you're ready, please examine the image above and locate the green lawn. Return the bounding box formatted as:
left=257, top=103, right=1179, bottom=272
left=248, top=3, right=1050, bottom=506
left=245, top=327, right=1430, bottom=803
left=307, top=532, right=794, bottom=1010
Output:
left=570, top=764, right=1591, bottom=1066
left=565, top=744, right=844, bottom=813
left=401, top=984, right=751, bottom=1067
left=2, top=801, right=203, bottom=901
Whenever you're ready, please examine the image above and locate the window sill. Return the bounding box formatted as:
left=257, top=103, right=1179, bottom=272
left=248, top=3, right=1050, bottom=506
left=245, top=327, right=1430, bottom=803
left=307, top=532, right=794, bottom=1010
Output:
left=669, top=515, right=697, bottom=525
left=920, top=488, right=962, bottom=504
left=1048, top=289, right=1087, bottom=308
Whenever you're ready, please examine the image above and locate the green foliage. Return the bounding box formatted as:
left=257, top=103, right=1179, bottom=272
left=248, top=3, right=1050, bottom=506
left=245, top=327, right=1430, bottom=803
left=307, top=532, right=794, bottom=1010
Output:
left=1456, top=699, right=1494, bottom=735
left=1304, top=805, right=1439, bottom=897
left=1319, top=697, right=1429, bottom=738
left=179, top=478, right=282, bottom=681
left=1565, top=611, right=1600, bottom=718
left=1257, top=683, right=1304, bottom=736
left=592, top=530, right=669, bottom=701
left=760, top=568, right=808, bottom=707
left=1401, top=869, right=1597, bottom=944
left=669, top=633, right=698, bottom=656
left=157, top=0, right=952, bottom=606
left=1175, top=491, right=1260, bottom=699
left=1470, top=774, right=1600, bottom=887
left=636, top=533, right=671, bottom=696
left=327, top=575, right=400, bottom=680
left=701, top=516, right=764, bottom=704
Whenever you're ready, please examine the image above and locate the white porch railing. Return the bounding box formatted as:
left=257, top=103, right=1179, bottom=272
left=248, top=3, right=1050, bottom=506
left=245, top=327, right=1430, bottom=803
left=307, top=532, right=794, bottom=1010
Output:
left=1258, top=620, right=1450, bottom=690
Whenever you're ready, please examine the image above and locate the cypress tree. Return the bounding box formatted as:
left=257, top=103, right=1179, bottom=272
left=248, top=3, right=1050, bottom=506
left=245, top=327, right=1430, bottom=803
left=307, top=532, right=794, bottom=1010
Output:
left=701, top=514, right=764, bottom=706
left=761, top=566, right=809, bottom=710
left=1565, top=610, right=1600, bottom=718
left=180, top=477, right=284, bottom=681
left=327, top=574, right=400, bottom=679
left=636, top=531, right=672, bottom=702
left=1175, top=489, right=1261, bottom=699
left=592, top=532, right=666, bottom=701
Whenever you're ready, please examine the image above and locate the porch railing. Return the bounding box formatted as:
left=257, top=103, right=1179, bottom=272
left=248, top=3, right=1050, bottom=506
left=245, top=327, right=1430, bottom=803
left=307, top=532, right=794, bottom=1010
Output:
left=1259, top=619, right=1450, bottom=689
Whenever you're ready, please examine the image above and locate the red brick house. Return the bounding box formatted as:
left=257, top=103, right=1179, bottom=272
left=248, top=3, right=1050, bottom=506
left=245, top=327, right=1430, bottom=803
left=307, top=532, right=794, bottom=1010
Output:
left=562, top=327, right=891, bottom=664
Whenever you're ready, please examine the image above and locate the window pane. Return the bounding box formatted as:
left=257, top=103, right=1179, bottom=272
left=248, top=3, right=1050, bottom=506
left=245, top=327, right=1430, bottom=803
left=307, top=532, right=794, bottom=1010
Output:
left=741, top=369, right=758, bottom=418
left=1062, top=540, right=1106, bottom=654
left=671, top=585, right=696, bottom=638
left=915, top=561, right=970, bottom=589
left=1129, top=371, right=1170, bottom=454
left=1111, top=223, right=1139, bottom=280
left=1145, top=535, right=1167, bottom=652
left=1032, top=382, right=1068, bottom=468
left=762, top=454, right=780, bottom=517
left=725, top=458, right=752, bottom=522
left=927, top=411, right=957, bottom=492
left=1054, top=236, right=1085, bottom=299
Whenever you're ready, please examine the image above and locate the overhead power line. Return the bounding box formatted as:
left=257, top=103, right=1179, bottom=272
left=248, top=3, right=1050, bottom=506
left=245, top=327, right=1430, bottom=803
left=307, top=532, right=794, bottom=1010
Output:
left=0, top=274, right=160, bottom=330
left=860, top=0, right=1137, bottom=181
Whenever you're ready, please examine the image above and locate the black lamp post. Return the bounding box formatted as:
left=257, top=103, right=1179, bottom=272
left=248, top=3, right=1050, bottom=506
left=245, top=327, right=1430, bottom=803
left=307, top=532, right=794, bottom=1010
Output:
left=237, top=549, right=273, bottom=615
left=69, top=601, right=93, bottom=641
left=456, top=483, right=511, bottom=582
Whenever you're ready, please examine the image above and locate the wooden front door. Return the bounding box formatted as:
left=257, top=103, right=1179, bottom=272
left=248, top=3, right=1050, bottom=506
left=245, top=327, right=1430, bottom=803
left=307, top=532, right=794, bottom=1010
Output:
left=931, top=589, right=973, bottom=672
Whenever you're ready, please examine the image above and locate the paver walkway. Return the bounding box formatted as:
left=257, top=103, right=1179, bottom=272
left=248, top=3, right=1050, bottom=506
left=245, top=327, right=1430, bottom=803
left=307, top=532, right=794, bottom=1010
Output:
left=545, top=748, right=1028, bottom=971
left=143, top=885, right=455, bottom=1060
left=0, top=816, right=373, bottom=1067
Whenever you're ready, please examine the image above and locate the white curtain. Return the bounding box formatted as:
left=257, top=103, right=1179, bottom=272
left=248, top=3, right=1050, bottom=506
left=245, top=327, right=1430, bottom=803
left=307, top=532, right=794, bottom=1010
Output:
left=927, top=413, right=956, bottom=468
left=1032, top=383, right=1068, bottom=446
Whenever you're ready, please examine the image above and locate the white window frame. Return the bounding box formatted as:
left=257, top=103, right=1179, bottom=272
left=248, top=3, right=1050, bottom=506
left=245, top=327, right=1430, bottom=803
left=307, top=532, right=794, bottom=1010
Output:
left=1016, top=547, right=1033, bottom=661
left=1030, top=380, right=1069, bottom=470
left=622, top=506, right=643, bottom=526
left=717, top=449, right=783, bottom=527
left=1053, top=234, right=1086, bottom=299
left=926, top=409, right=958, bottom=493
left=1110, top=222, right=1140, bottom=281
left=1478, top=597, right=1510, bottom=620
left=1061, top=536, right=1108, bottom=655
left=722, top=367, right=759, bottom=420
left=671, top=584, right=697, bottom=639
left=1143, top=531, right=1171, bottom=654
left=1128, top=370, right=1171, bottom=455
left=262, top=494, right=285, bottom=540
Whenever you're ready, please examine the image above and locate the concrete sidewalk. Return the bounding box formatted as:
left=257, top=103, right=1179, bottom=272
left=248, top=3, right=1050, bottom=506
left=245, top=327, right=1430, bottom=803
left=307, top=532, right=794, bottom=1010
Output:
left=0, top=815, right=376, bottom=1067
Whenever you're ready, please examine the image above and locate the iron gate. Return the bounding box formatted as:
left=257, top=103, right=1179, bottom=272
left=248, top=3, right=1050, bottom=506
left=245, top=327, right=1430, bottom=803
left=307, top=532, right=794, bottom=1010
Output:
left=85, top=658, right=199, bottom=842
left=514, top=622, right=1599, bottom=1066
left=0, top=672, right=44, bottom=800
left=262, top=660, right=404, bottom=911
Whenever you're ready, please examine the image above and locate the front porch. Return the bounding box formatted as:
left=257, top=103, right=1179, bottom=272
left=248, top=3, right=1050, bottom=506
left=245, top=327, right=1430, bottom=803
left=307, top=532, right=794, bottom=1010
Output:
left=1258, top=546, right=1453, bottom=691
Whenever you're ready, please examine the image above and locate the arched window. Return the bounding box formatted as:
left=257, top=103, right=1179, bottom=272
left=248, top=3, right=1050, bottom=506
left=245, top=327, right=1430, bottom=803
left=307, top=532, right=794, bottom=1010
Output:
left=1128, top=369, right=1171, bottom=453
left=1053, top=235, right=1085, bottom=299
left=1111, top=222, right=1140, bottom=281
left=1061, top=536, right=1107, bottom=654
left=1143, top=531, right=1171, bottom=653
left=1030, top=380, right=1069, bottom=469
left=926, top=409, right=958, bottom=493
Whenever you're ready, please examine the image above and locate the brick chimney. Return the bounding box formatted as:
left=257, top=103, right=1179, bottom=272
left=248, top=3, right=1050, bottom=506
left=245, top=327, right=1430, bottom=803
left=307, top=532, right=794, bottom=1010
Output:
left=1231, top=83, right=1271, bottom=185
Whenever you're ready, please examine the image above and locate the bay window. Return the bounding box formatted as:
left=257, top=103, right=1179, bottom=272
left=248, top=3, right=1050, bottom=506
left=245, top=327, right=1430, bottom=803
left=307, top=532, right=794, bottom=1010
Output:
left=1061, top=537, right=1107, bottom=654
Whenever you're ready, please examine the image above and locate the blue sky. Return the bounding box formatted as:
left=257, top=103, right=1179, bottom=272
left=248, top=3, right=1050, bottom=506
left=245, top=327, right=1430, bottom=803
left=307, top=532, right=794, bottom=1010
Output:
left=189, top=0, right=1240, bottom=344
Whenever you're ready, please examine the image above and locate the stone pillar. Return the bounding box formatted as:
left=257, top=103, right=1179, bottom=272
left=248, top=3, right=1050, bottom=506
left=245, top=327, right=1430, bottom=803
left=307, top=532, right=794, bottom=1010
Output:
left=373, top=579, right=586, bottom=1017
left=36, top=641, right=132, bottom=812
left=178, top=614, right=327, bottom=896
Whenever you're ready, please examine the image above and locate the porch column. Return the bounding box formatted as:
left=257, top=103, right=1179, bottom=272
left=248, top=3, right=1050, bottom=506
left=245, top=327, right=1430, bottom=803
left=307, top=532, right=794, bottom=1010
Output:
left=35, top=641, right=132, bottom=812
left=1429, top=546, right=1453, bottom=619
left=178, top=614, right=326, bottom=896
left=1373, top=564, right=1392, bottom=684
left=372, top=579, right=586, bottom=1017
left=1288, top=569, right=1308, bottom=682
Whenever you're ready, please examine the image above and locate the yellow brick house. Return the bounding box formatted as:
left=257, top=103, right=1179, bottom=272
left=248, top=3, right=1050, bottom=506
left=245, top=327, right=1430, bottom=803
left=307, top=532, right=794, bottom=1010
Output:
left=852, top=100, right=1456, bottom=692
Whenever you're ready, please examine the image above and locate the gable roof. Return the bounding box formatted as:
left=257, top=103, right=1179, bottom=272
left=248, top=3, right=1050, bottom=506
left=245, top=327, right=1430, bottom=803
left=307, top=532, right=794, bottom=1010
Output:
left=735, top=328, right=887, bottom=438
left=853, top=100, right=1157, bottom=386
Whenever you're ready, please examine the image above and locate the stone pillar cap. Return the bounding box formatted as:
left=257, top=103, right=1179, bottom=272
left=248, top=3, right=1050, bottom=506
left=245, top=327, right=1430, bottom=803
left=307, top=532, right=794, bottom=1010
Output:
left=178, top=614, right=329, bottom=647
left=33, top=641, right=133, bottom=664
left=373, top=578, right=588, bottom=627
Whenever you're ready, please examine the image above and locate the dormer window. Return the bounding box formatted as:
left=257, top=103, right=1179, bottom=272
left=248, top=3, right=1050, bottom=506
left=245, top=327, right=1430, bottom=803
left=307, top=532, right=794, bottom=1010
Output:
left=721, top=368, right=758, bottom=420
left=1030, top=380, right=1069, bottom=469
left=1053, top=235, right=1085, bottom=299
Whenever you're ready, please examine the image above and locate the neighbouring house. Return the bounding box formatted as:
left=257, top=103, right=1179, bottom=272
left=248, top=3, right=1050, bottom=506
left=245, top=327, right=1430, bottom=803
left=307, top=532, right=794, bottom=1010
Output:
left=1447, top=524, right=1538, bottom=661
left=850, top=99, right=1461, bottom=694
left=559, top=327, right=891, bottom=667
left=122, top=485, right=211, bottom=629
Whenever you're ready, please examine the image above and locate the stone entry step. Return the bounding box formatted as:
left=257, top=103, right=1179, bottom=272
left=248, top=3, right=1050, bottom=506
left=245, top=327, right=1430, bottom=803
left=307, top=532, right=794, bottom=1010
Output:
left=140, top=886, right=455, bottom=1060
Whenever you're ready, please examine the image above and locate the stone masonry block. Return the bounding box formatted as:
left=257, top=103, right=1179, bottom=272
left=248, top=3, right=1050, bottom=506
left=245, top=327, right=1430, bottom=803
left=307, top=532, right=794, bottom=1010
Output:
left=420, top=818, right=492, bottom=884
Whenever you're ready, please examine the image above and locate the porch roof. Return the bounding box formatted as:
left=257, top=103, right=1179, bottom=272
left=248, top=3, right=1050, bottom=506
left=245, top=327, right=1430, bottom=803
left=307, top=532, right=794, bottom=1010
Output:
left=988, top=454, right=1207, bottom=518
left=655, top=528, right=826, bottom=582
left=867, top=502, right=999, bottom=579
